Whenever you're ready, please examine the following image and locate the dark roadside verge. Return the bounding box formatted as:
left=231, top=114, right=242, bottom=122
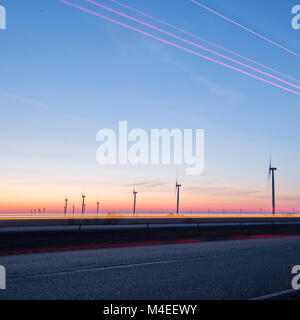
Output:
left=0, top=223, right=299, bottom=256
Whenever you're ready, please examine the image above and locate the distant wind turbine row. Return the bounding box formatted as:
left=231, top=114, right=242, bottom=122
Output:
left=57, top=165, right=277, bottom=216
left=60, top=182, right=182, bottom=216
left=31, top=208, right=46, bottom=215
left=61, top=194, right=100, bottom=215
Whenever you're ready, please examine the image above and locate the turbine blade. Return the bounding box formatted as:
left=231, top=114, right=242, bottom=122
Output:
left=268, top=155, right=272, bottom=180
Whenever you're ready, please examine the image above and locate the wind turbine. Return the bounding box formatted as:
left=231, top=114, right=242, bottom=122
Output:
left=81, top=194, right=86, bottom=215
left=268, top=160, right=277, bottom=214
left=133, top=189, right=138, bottom=216
left=97, top=201, right=100, bottom=215
left=64, top=197, right=68, bottom=215
left=176, top=180, right=182, bottom=215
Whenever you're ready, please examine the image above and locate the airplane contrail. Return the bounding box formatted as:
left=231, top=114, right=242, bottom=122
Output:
left=59, top=0, right=300, bottom=96
left=86, top=0, right=300, bottom=91
left=109, top=0, right=300, bottom=84
left=191, top=0, right=300, bottom=59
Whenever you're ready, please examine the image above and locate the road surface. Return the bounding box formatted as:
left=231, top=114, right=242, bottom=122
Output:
left=0, top=236, right=300, bottom=299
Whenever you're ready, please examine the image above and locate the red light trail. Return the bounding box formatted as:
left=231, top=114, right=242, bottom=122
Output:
left=109, top=0, right=300, bottom=84
left=59, top=0, right=300, bottom=96
left=86, top=0, right=300, bottom=91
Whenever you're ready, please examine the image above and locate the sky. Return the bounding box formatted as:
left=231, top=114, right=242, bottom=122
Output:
left=0, top=0, right=300, bottom=213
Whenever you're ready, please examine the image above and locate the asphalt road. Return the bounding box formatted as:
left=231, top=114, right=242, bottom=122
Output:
left=0, top=236, right=300, bottom=300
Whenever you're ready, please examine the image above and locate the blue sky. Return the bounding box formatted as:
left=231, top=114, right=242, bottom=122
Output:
left=0, top=0, right=299, bottom=212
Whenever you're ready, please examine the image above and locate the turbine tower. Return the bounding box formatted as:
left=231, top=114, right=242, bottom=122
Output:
left=64, top=197, right=68, bottom=215
left=269, top=162, right=277, bottom=214
left=97, top=201, right=100, bottom=215
left=81, top=194, right=86, bottom=215
left=133, top=189, right=138, bottom=216
left=176, top=180, right=182, bottom=215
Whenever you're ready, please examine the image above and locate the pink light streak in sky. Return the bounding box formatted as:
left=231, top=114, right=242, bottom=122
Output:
left=86, top=0, right=300, bottom=92
left=59, top=0, right=300, bottom=96
left=109, top=0, right=300, bottom=85
left=191, top=0, right=300, bottom=59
